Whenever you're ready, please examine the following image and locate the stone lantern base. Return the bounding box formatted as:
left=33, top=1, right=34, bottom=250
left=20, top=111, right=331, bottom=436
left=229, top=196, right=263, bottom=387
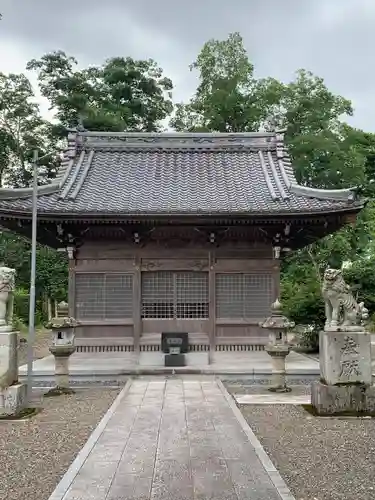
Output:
left=49, top=345, right=76, bottom=392
left=265, top=344, right=292, bottom=393
left=47, top=317, right=79, bottom=395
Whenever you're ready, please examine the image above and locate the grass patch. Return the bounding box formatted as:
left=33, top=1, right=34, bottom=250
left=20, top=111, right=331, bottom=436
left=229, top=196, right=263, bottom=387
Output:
left=268, top=386, right=292, bottom=393
left=302, top=404, right=375, bottom=418
left=44, top=386, right=75, bottom=397
left=0, top=407, right=41, bottom=421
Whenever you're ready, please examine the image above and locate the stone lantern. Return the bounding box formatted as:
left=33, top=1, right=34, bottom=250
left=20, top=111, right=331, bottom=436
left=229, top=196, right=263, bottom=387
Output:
left=47, top=317, right=79, bottom=394
left=260, top=299, right=295, bottom=393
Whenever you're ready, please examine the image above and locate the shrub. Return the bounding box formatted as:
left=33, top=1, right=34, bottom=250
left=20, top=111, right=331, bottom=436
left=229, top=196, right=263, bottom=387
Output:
left=12, top=288, right=45, bottom=327
left=13, top=288, right=29, bottom=323
left=12, top=314, right=27, bottom=333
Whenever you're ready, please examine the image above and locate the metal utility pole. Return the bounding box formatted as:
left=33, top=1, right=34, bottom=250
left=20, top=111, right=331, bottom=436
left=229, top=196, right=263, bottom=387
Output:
left=26, top=149, right=38, bottom=405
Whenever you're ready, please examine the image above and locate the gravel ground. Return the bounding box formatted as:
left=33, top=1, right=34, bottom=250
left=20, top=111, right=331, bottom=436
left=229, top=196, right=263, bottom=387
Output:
left=225, top=381, right=375, bottom=500
left=0, top=388, right=120, bottom=500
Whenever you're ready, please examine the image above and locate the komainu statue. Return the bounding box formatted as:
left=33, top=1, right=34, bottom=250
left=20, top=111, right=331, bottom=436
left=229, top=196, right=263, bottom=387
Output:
left=322, top=268, right=368, bottom=331
left=0, top=266, right=16, bottom=331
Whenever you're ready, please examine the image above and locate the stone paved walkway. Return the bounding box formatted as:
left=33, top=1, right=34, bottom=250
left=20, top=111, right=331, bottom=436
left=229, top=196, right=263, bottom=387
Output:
left=52, top=378, right=294, bottom=500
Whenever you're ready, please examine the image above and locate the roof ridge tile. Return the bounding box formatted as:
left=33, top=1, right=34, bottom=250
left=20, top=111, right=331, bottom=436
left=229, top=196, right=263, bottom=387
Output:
left=59, top=150, right=85, bottom=200
left=258, top=150, right=279, bottom=201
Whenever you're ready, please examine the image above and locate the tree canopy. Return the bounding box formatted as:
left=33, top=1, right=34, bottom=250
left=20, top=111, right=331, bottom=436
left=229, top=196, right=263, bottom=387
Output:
left=0, top=31, right=374, bottom=333
left=27, top=51, right=174, bottom=132
left=0, top=72, right=59, bottom=187
left=171, top=32, right=284, bottom=133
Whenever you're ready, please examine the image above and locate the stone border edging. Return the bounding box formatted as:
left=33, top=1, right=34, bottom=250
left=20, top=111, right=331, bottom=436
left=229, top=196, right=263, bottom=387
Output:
left=216, top=378, right=296, bottom=500
left=47, top=378, right=133, bottom=500
left=19, top=367, right=320, bottom=376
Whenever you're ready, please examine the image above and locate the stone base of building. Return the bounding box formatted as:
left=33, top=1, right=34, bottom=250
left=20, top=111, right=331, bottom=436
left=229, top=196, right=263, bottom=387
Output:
left=139, top=351, right=209, bottom=367
left=311, top=380, right=375, bottom=415
left=165, top=353, right=185, bottom=367
left=0, top=383, right=27, bottom=416
left=74, top=335, right=268, bottom=354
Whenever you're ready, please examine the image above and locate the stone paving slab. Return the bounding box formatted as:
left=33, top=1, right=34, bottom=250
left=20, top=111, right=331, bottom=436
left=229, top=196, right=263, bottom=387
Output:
left=51, top=377, right=295, bottom=500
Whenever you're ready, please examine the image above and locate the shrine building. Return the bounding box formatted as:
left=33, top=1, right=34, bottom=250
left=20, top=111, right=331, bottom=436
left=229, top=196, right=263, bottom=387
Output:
left=0, top=129, right=365, bottom=354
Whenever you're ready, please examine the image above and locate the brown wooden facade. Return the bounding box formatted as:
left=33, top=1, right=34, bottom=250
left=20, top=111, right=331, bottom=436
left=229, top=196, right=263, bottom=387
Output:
left=71, top=230, right=278, bottom=351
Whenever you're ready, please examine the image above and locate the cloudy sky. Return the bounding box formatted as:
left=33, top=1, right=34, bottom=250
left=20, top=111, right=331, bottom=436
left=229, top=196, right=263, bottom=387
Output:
left=0, top=0, right=373, bottom=130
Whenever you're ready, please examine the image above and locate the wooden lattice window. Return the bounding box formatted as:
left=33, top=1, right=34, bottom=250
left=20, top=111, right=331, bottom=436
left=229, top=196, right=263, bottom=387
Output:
left=216, top=273, right=273, bottom=319
left=75, top=273, right=133, bottom=320
left=142, top=271, right=209, bottom=319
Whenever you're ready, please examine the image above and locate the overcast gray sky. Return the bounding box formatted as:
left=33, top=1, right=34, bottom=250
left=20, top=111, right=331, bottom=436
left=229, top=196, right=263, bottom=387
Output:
left=0, top=0, right=373, bottom=130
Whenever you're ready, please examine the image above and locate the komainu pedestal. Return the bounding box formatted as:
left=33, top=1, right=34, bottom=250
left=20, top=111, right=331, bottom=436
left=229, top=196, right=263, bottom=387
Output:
left=0, top=331, right=27, bottom=416
left=0, top=266, right=16, bottom=332
left=319, top=331, right=372, bottom=386
left=0, top=331, right=18, bottom=388
left=311, top=268, right=374, bottom=415
left=0, top=266, right=27, bottom=416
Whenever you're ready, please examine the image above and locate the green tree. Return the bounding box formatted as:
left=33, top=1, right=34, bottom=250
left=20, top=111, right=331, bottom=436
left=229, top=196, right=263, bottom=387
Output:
left=344, top=258, right=375, bottom=319
left=27, top=51, right=174, bottom=132
left=171, top=32, right=283, bottom=132
left=0, top=72, right=58, bottom=187
left=341, top=126, right=375, bottom=195
left=172, top=33, right=366, bottom=191
left=267, top=70, right=366, bottom=189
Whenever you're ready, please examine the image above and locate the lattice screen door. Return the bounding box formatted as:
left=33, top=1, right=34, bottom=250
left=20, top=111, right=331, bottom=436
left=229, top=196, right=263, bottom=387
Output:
left=216, top=273, right=273, bottom=319
left=75, top=273, right=133, bottom=320
left=142, top=271, right=209, bottom=319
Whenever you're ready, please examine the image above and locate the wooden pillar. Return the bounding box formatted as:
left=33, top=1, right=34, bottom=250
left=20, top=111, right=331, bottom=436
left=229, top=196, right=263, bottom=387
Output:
left=272, top=258, right=281, bottom=302
left=208, top=250, right=216, bottom=362
left=133, top=256, right=141, bottom=355
left=67, top=248, right=76, bottom=318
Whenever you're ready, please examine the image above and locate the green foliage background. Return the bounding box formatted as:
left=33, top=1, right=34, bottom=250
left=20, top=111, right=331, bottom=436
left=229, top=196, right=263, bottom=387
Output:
left=1, top=30, right=375, bottom=340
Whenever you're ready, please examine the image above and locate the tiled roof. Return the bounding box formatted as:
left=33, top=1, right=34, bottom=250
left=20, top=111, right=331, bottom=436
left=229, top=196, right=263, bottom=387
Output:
left=0, top=130, right=364, bottom=218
